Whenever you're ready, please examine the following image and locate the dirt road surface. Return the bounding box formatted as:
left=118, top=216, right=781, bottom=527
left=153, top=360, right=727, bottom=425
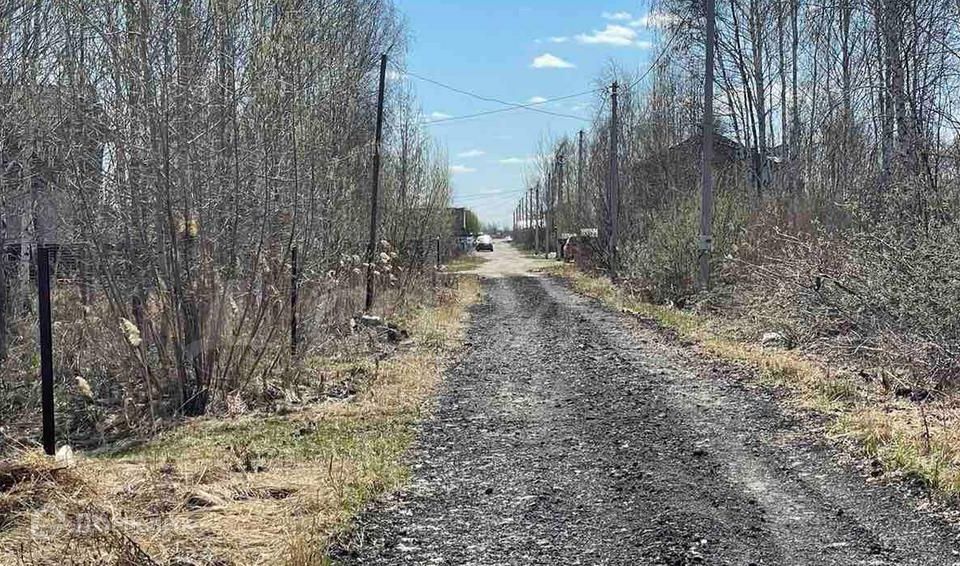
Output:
left=458, top=239, right=554, bottom=278
left=334, top=242, right=960, bottom=565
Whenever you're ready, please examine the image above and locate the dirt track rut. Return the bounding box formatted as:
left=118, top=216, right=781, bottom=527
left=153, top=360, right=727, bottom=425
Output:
left=334, top=271, right=960, bottom=565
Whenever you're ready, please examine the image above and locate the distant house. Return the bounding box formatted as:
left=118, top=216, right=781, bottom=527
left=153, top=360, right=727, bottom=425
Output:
left=666, top=132, right=747, bottom=165
left=669, top=132, right=785, bottom=189
left=449, top=207, right=469, bottom=237
left=629, top=131, right=785, bottom=201
left=447, top=207, right=477, bottom=252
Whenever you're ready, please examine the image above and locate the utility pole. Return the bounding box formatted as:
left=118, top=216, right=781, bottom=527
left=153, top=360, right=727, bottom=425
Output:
left=545, top=169, right=553, bottom=258
left=535, top=182, right=542, bottom=254
left=699, top=0, right=716, bottom=289
left=606, top=82, right=620, bottom=278
left=521, top=195, right=525, bottom=241
left=364, top=53, right=388, bottom=311
left=577, top=129, right=584, bottom=230
left=525, top=188, right=531, bottom=249
left=526, top=189, right=531, bottom=248
left=557, top=153, right=565, bottom=261
left=520, top=196, right=525, bottom=245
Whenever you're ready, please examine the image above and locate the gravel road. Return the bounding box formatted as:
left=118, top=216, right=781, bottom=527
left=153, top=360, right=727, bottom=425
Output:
left=334, top=246, right=960, bottom=565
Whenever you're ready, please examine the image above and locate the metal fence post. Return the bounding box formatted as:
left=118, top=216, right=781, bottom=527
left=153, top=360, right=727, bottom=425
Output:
left=37, top=245, right=55, bottom=455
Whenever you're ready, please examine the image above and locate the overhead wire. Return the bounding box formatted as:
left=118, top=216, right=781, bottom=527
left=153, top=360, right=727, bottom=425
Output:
left=392, top=17, right=692, bottom=216
left=393, top=64, right=598, bottom=123
left=626, top=16, right=690, bottom=91
left=420, top=96, right=595, bottom=125
left=395, top=18, right=688, bottom=129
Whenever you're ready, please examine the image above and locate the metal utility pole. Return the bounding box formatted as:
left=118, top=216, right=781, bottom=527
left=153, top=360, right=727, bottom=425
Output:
left=606, top=81, right=620, bottom=278
left=364, top=53, right=388, bottom=312
left=699, top=0, right=716, bottom=289
left=577, top=130, right=584, bottom=230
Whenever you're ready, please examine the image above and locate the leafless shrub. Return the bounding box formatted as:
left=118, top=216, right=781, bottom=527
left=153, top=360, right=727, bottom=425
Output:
left=0, top=0, right=454, bottom=443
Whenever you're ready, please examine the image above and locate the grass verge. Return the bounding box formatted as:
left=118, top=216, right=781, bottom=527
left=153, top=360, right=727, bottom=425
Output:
left=546, top=263, right=960, bottom=501
left=0, top=275, right=481, bottom=565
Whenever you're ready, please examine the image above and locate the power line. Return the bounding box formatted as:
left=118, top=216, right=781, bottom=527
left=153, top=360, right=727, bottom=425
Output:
left=627, top=17, right=690, bottom=90
left=393, top=64, right=598, bottom=124
left=423, top=97, right=594, bottom=125
left=393, top=18, right=688, bottom=128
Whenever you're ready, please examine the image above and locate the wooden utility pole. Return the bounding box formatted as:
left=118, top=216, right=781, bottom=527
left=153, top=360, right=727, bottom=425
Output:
left=606, top=82, right=620, bottom=278
left=577, top=129, right=584, bottom=230
left=364, top=53, right=388, bottom=311
left=699, top=0, right=716, bottom=289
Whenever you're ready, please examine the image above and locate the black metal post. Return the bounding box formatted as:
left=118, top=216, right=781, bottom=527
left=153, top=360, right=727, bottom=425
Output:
left=290, top=245, right=298, bottom=356
left=37, top=246, right=55, bottom=455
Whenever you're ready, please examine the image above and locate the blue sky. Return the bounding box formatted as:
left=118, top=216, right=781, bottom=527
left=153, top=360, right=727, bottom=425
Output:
left=394, top=0, right=666, bottom=227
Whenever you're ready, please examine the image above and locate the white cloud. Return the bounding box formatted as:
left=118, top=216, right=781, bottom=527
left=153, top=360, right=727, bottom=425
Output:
left=531, top=53, right=576, bottom=69
left=450, top=165, right=476, bottom=174
left=428, top=111, right=452, bottom=120
left=575, top=24, right=640, bottom=47
left=602, top=11, right=633, bottom=21
left=528, top=96, right=549, bottom=104
left=546, top=36, right=569, bottom=43
left=631, top=11, right=681, bottom=28
left=499, top=157, right=536, bottom=165
left=457, top=149, right=486, bottom=158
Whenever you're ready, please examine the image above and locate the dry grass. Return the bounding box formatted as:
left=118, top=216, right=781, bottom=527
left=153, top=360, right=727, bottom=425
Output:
left=0, top=276, right=481, bottom=565
left=549, top=264, right=960, bottom=500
